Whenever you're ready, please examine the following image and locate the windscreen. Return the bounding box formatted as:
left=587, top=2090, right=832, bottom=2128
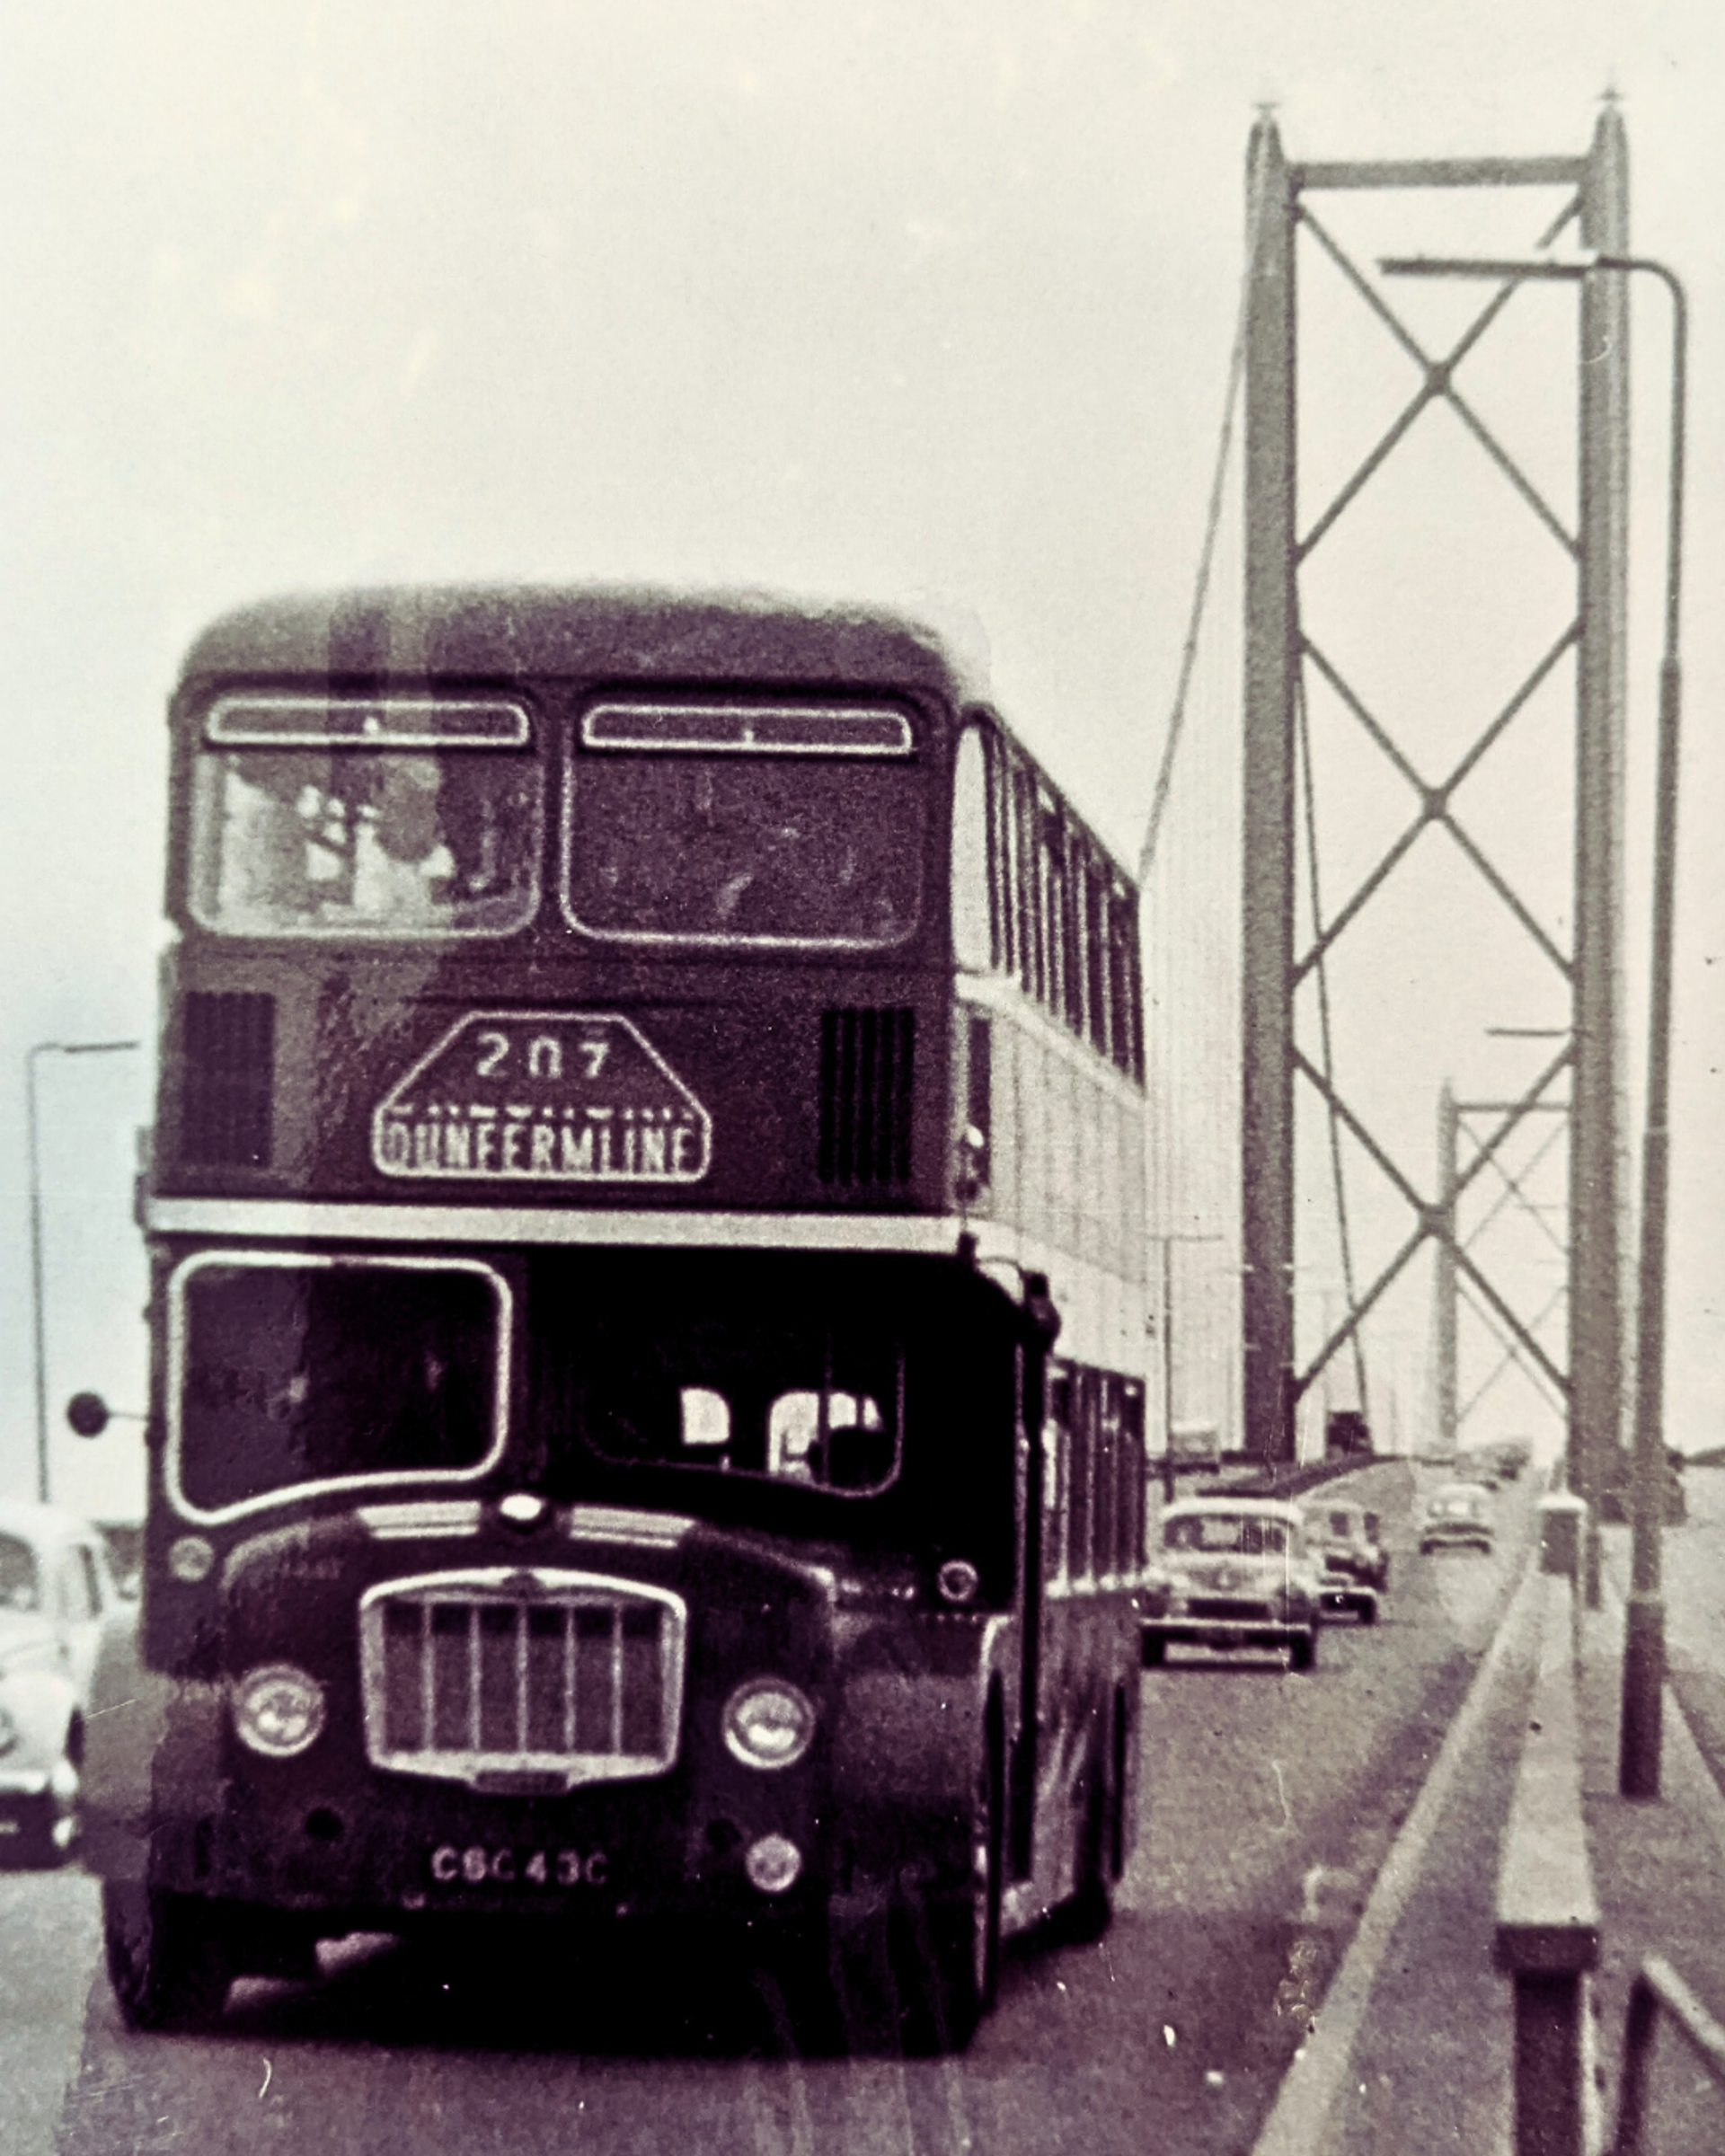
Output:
left=173, top=1259, right=504, bottom=1516
left=1163, top=1513, right=1289, bottom=1556
left=564, top=702, right=925, bottom=946
left=189, top=697, right=542, bottom=936
left=0, top=1534, right=40, bottom=1612
left=548, top=1255, right=906, bottom=1497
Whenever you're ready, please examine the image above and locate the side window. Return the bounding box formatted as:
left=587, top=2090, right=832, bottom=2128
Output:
left=1041, top=1398, right=1067, bottom=1591
left=1093, top=1374, right=1118, bottom=1580
left=58, top=1551, right=97, bottom=1624
left=1050, top=1367, right=1083, bottom=1583
left=1120, top=1381, right=1146, bottom=1572
left=1019, top=769, right=1044, bottom=1003
left=991, top=738, right=1017, bottom=978
left=950, top=726, right=993, bottom=971
left=1086, top=862, right=1110, bottom=1060
left=1041, top=805, right=1066, bottom=1026
left=1066, top=1369, right=1095, bottom=1584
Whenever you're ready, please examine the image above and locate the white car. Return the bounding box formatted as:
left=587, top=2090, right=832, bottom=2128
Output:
left=0, top=1499, right=127, bottom=1866
left=1141, top=1498, right=1324, bottom=1671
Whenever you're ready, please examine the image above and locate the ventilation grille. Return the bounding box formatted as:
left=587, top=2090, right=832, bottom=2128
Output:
left=180, top=992, right=275, bottom=1167
left=818, top=1006, right=915, bottom=1186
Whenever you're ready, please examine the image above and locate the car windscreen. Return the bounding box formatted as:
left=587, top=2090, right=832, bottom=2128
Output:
left=0, top=1534, right=40, bottom=1612
left=189, top=698, right=542, bottom=937
left=1164, top=1514, right=1289, bottom=1556
left=172, top=1258, right=506, bottom=1517
left=564, top=711, right=925, bottom=948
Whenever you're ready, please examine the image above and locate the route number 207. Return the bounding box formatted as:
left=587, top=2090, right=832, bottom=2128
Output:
left=472, top=1029, right=609, bottom=1082
left=429, top=1843, right=608, bottom=1887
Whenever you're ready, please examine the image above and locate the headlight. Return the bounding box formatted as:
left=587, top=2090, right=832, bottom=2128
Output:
left=232, top=1665, right=327, bottom=1759
left=721, top=1677, right=817, bottom=1772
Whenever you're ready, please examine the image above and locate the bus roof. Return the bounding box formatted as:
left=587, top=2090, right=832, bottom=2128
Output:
left=178, top=585, right=973, bottom=703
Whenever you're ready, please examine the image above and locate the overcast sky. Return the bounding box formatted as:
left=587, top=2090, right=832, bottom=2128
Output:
left=1, top=0, right=1720, bottom=1514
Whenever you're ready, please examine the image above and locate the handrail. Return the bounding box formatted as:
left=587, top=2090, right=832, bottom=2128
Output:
left=1611, top=1954, right=1725, bottom=2155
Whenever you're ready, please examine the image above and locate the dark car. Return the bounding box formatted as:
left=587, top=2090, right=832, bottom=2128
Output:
left=1301, top=1500, right=1387, bottom=1622
left=1419, top=1482, right=1495, bottom=1557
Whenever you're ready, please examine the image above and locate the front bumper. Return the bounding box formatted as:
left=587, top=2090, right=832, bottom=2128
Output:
left=1144, top=1611, right=1311, bottom=1651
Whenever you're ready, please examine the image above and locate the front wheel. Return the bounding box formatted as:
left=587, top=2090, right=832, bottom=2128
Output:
left=1288, top=1626, right=1318, bottom=1673
left=102, top=1884, right=233, bottom=2032
left=1141, top=1632, right=1166, bottom=1669
left=902, top=1717, right=1004, bottom=2054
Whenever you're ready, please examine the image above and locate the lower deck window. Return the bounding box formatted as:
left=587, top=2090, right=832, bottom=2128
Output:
left=171, top=1256, right=505, bottom=1517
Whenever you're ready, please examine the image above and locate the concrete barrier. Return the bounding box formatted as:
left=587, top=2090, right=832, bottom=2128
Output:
left=1495, top=1567, right=1599, bottom=2156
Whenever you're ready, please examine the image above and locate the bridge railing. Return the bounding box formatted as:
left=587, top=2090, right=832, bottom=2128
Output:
left=1608, top=1953, right=1725, bottom=2154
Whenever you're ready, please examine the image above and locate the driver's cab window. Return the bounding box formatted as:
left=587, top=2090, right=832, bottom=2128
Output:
left=766, top=1390, right=889, bottom=1486
left=674, top=1383, right=894, bottom=1492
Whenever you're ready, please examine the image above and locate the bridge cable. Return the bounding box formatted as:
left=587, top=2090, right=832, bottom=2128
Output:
left=1137, top=233, right=1253, bottom=883
left=1295, top=668, right=1370, bottom=1422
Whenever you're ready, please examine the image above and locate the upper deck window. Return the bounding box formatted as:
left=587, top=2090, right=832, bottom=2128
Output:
left=168, top=1253, right=509, bottom=1521
left=189, top=695, right=543, bottom=938
left=563, top=700, right=924, bottom=949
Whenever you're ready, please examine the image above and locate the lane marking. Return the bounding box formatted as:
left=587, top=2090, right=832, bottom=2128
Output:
left=1250, top=1542, right=1542, bottom=2156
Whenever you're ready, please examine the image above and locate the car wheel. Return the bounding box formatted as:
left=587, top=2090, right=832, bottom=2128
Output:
left=1288, top=1627, right=1317, bottom=1673
left=102, top=1883, right=233, bottom=2033
left=1375, top=1558, right=1391, bottom=1594
left=1141, top=1631, right=1166, bottom=1669
left=1358, top=1599, right=1378, bottom=1627
left=8, top=1727, right=80, bottom=1870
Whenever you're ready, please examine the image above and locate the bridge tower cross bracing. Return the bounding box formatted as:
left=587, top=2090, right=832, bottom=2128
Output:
left=1237, top=108, right=1631, bottom=1484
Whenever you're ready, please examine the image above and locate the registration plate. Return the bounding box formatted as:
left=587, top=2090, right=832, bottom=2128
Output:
left=428, top=1842, right=610, bottom=1889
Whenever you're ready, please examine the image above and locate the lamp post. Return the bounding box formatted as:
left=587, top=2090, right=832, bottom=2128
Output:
left=26, top=1038, right=141, bottom=1505
left=1382, top=250, right=1687, bottom=1798
left=1154, top=1233, right=1225, bottom=1502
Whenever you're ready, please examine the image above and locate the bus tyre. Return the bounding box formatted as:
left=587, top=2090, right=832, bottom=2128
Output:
left=1060, top=1753, right=1114, bottom=1947
left=102, top=1883, right=232, bottom=2033
left=904, top=1724, right=1003, bottom=2054
left=1288, top=1627, right=1318, bottom=1674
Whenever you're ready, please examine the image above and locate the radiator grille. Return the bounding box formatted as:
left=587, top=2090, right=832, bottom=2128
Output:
left=180, top=991, right=275, bottom=1167
left=358, top=1569, right=686, bottom=1791
left=818, top=1006, right=914, bottom=1186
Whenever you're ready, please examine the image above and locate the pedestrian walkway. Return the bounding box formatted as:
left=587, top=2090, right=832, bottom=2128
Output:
left=1255, top=1540, right=1725, bottom=2153
left=1583, top=1565, right=1725, bottom=2152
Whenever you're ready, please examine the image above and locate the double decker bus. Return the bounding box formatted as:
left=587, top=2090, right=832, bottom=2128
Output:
left=84, top=585, right=1151, bottom=2049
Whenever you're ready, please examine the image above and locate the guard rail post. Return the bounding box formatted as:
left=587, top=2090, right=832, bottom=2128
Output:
left=1495, top=1563, right=1599, bottom=2156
